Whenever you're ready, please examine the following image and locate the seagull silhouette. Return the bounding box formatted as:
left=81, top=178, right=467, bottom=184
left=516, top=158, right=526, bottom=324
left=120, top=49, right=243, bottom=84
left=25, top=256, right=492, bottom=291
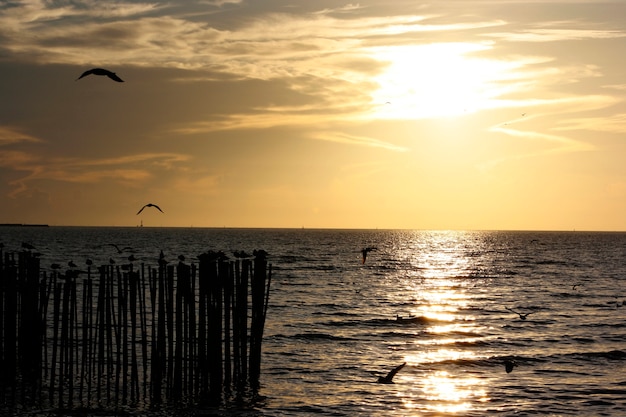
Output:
left=76, top=68, right=124, bottom=82
left=506, top=307, right=535, bottom=320
left=21, top=242, right=36, bottom=250
left=137, top=203, right=164, bottom=215
left=361, top=247, right=377, bottom=264
left=377, top=362, right=406, bottom=384
left=504, top=359, right=518, bottom=373
left=107, top=243, right=132, bottom=254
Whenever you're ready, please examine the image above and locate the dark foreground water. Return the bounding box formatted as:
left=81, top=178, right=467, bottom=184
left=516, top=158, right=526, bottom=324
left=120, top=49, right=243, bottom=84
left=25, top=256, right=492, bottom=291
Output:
left=1, top=227, right=625, bottom=416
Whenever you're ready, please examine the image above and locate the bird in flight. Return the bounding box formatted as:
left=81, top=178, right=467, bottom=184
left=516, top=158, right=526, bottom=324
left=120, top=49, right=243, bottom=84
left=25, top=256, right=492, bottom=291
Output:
left=377, top=362, right=406, bottom=384
left=503, top=359, right=518, bottom=373
left=21, top=242, right=36, bottom=250
left=506, top=307, right=535, bottom=320
left=76, top=68, right=124, bottom=82
left=137, top=203, right=164, bottom=215
left=361, top=247, right=377, bottom=264
left=106, top=243, right=133, bottom=254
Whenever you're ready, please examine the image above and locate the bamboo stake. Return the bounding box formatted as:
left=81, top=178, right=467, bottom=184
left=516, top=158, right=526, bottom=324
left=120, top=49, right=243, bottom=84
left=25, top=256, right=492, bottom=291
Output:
left=166, top=264, right=174, bottom=399
left=94, top=266, right=105, bottom=405
left=3, top=254, right=18, bottom=404
left=223, top=260, right=233, bottom=394
left=140, top=263, right=149, bottom=401
left=129, top=270, right=139, bottom=403
left=49, top=281, right=61, bottom=406
left=188, top=262, right=197, bottom=397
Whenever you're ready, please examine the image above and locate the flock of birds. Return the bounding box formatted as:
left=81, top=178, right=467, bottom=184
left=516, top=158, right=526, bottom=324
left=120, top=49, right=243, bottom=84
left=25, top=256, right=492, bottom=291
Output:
left=12, top=241, right=268, bottom=283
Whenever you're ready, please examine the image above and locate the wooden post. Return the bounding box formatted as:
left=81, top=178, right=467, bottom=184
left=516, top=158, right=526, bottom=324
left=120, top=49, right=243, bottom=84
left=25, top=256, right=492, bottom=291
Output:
left=128, top=270, right=140, bottom=403
left=188, top=263, right=197, bottom=397
left=2, top=253, right=18, bottom=404
left=197, top=259, right=208, bottom=398
left=223, top=260, right=233, bottom=394
left=49, top=280, right=62, bottom=406
left=250, top=253, right=270, bottom=392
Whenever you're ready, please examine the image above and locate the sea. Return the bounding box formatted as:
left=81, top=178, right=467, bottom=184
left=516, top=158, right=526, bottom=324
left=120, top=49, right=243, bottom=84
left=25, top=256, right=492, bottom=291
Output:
left=1, top=226, right=625, bottom=416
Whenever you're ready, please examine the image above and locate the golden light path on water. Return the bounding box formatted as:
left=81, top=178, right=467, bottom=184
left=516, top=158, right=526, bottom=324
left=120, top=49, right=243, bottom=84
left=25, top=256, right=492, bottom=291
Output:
left=394, top=231, right=491, bottom=414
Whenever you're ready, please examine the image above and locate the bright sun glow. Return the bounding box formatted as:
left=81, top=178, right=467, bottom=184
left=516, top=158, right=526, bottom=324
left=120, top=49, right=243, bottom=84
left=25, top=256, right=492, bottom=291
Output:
left=400, top=370, right=489, bottom=414
left=370, top=42, right=515, bottom=119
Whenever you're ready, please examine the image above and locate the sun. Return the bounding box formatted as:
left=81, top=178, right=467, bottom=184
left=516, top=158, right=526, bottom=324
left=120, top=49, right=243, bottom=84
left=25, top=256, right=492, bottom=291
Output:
left=369, top=42, right=513, bottom=119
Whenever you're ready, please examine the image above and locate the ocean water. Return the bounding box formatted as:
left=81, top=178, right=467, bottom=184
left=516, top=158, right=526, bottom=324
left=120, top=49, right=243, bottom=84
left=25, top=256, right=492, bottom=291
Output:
left=1, top=227, right=626, bottom=416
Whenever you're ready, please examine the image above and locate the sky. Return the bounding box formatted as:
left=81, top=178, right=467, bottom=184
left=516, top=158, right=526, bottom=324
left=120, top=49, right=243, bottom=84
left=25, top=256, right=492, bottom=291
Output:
left=2, top=0, right=626, bottom=230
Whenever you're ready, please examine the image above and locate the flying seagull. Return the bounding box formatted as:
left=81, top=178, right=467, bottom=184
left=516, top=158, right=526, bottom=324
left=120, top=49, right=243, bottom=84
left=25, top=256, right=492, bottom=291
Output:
left=504, top=359, right=518, bottom=373
left=506, top=307, right=535, bottom=321
left=377, top=362, right=406, bottom=384
left=107, top=243, right=132, bottom=254
left=21, top=242, right=36, bottom=250
left=76, top=68, right=124, bottom=82
left=361, top=247, right=377, bottom=264
left=137, top=203, right=164, bottom=215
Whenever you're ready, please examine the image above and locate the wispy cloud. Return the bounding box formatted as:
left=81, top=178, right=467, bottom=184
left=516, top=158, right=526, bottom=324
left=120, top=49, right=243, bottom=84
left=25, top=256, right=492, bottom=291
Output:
left=310, top=132, right=409, bottom=152
left=554, top=113, right=626, bottom=133
left=1, top=151, right=190, bottom=197
left=313, top=3, right=364, bottom=15
left=0, top=126, right=43, bottom=145
left=486, top=28, right=626, bottom=43
left=481, top=123, right=595, bottom=172
left=478, top=134, right=594, bottom=173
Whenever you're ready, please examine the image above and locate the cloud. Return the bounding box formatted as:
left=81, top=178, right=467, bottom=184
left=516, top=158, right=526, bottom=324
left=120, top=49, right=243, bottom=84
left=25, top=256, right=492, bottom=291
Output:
left=0, top=126, right=43, bottom=145
left=0, top=1, right=502, bottom=80
left=310, top=132, right=409, bottom=152
left=197, top=0, right=243, bottom=6
left=478, top=129, right=594, bottom=172
left=554, top=113, right=626, bottom=133
left=0, top=151, right=190, bottom=197
left=604, top=84, right=626, bottom=91
left=486, top=28, right=626, bottom=43
left=313, top=4, right=364, bottom=15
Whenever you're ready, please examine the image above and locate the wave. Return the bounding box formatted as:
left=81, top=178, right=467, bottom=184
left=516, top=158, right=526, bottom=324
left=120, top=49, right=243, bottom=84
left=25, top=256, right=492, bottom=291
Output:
left=289, top=332, right=358, bottom=342
left=401, top=349, right=626, bottom=373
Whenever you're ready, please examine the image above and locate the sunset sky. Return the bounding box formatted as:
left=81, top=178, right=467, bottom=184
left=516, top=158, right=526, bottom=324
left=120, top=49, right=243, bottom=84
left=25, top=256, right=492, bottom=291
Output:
left=2, top=0, right=626, bottom=230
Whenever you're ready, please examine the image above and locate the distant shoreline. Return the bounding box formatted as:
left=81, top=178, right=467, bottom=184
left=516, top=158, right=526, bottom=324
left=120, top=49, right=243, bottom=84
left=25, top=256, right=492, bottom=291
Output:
left=0, top=223, right=49, bottom=227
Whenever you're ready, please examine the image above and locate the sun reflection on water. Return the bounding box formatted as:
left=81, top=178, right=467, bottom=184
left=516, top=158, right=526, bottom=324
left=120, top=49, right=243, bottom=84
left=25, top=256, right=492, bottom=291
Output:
left=417, top=371, right=488, bottom=413
left=393, top=231, right=492, bottom=414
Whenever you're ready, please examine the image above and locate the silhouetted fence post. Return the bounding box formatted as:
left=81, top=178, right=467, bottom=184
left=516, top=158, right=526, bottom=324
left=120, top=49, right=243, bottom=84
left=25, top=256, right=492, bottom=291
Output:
left=18, top=251, right=42, bottom=400
left=249, top=253, right=271, bottom=392
left=1, top=252, right=18, bottom=405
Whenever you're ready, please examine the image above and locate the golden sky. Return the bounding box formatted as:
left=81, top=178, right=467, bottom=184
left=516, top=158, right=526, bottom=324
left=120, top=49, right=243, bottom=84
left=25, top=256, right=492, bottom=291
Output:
left=1, top=0, right=626, bottom=230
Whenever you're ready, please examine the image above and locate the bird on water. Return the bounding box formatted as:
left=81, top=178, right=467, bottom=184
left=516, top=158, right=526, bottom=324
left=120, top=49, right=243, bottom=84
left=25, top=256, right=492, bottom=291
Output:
left=137, top=203, right=164, bottom=215
left=76, top=68, right=124, bottom=82
left=377, top=362, right=406, bottom=384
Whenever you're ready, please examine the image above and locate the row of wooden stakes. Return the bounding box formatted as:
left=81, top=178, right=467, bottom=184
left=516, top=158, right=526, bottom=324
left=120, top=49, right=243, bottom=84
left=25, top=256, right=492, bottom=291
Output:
left=0, top=249, right=272, bottom=411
